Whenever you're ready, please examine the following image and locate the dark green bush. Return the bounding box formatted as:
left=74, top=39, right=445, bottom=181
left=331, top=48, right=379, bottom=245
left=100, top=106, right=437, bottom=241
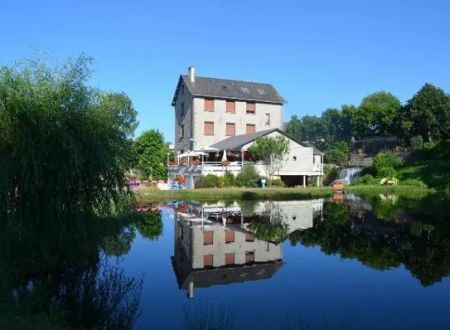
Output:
left=401, top=179, right=428, bottom=188
left=410, top=135, right=423, bottom=151
left=235, top=164, right=260, bottom=187
left=373, top=152, right=401, bottom=178
left=353, top=174, right=378, bottom=185
left=223, top=171, right=235, bottom=187
left=195, top=174, right=220, bottom=188
left=269, top=179, right=285, bottom=187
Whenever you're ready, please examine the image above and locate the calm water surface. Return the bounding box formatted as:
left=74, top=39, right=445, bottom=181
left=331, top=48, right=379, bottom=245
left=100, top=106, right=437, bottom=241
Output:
left=2, top=193, right=450, bottom=329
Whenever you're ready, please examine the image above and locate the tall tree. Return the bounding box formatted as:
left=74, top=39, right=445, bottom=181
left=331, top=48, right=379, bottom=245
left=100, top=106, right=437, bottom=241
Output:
left=352, top=91, right=401, bottom=138
left=247, top=135, right=289, bottom=185
left=133, top=129, right=168, bottom=179
left=397, top=83, right=450, bottom=142
left=285, top=115, right=302, bottom=141
left=0, top=55, right=137, bottom=215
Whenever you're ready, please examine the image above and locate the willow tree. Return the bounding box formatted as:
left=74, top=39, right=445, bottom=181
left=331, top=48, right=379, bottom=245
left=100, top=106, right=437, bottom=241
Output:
left=0, top=56, right=138, bottom=216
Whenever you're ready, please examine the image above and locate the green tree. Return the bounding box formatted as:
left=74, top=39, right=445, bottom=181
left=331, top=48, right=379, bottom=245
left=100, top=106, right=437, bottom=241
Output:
left=0, top=55, right=136, bottom=215
left=352, top=91, right=401, bottom=138
left=397, top=83, right=450, bottom=142
left=247, top=136, right=289, bottom=184
left=324, top=141, right=350, bottom=166
left=285, top=115, right=302, bottom=141
left=133, top=129, right=168, bottom=179
left=134, top=211, right=163, bottom=240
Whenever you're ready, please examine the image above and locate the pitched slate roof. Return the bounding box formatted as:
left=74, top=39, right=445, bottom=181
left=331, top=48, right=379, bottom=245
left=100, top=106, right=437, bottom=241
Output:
left=172, top=75, right=285, bottom=106
left=209, top=128, right=324, bottom=155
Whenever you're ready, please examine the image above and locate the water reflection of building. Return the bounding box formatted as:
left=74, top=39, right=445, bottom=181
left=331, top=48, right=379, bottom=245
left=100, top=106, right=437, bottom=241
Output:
left=171, top=199, right=323, bottom=298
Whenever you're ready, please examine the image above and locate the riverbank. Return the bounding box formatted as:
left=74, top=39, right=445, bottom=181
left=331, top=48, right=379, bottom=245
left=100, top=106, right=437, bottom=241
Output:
left=135, top=185, right=432, bottom=202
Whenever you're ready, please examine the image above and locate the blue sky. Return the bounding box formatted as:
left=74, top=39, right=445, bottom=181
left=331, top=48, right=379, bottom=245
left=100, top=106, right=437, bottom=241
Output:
left=1, top=0, right=449, bottom=142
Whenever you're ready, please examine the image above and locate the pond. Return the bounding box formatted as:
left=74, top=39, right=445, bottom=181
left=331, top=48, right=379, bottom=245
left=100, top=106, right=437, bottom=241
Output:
left=1, top=193, right=450, bottom=329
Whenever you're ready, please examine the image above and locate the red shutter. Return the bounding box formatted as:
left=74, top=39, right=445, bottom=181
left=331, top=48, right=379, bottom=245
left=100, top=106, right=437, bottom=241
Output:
left=225, top=253, right=235, bottom=265
left=204, top=122, right=214, bottom=135
left=226, top=101, right=235, bottom=113
left=225, top=230, right=235, bottom=243
left=204, top=99, right=214, bottom=111
left=203, top=231, right=214, bottom=245
left=204, top=254, right=213, bottom=267
left=246, top=102, right=256, bottom=114
left=226, top=123, right=235, bottom=136
left=246, top=124, right=256, bottom=134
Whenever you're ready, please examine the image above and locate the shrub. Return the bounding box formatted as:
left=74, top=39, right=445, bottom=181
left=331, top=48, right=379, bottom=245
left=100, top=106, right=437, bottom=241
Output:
left=195, top=174, right=220, bottom=188
left=269, top=179, right=285, bottom=187
left=353, top=174, right=378, bottom=185
left=401, top=179, right=428, bottom=188
left=373, top=152, right=401, bottom=178
left=223, top=171, right=235, bottom=187
left=235, top=164, right=260, bottom=187
left=410, top=135, right=423, bottom=151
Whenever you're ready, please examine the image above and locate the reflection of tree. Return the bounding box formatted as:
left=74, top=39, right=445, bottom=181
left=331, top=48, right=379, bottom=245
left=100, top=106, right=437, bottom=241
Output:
left=247, top=201, right=289, bottom=243
left=289, top=199, right=450, bottom=286
left=0, top=212, right=142, bottom=329
left=102, top=227, right=136, bottom=257
left=134, top=211, right=163, bottom=240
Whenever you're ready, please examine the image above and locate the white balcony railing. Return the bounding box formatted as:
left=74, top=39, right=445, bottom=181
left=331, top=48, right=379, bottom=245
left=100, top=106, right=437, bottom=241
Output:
left=168, top=162, right=243, bottom=175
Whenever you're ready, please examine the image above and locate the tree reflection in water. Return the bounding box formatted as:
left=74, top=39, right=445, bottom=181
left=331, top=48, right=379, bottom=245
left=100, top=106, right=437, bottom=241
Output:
left=290, top=194, right=450, bottom=286
left=0, top=210, right=156, bottom=329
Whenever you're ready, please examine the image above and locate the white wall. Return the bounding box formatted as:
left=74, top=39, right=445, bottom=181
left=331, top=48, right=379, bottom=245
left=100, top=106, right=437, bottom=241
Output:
left=190, top=224, right=282, bottom=269
left=193, top=98, right=283, bottom=149
left=243, top=131, right=322, bottom=176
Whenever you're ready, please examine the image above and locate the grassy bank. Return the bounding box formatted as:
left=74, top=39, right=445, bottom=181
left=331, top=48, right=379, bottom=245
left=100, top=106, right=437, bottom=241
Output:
left=135, top=185, right=432, bottom=202
left=136, top=187, right=333, bottom=202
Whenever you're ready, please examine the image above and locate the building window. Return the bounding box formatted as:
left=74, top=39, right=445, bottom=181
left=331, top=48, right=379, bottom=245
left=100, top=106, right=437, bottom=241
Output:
left=204, top=121, right=214, bottom=135
left=225, top=253, right=235, bottom=265
left=246, top=124, right=256, bottom=134
left=246, top=102, right=255, bottom=114
left=180, top=102, right=185, bottom=116
left=203, top=231, right=214, bottom=245
left=225, top=123, right=235, bottom=136
left=245, top=232, right=255, bottom=242
left=204, top=254, right=213, bottom=268
left=204, top=98, right=214, bottom=112
left=180, top=84, right=184, bottom=94
left=226, top=101, right=235, bottom=113
left=265, top=113, right=270, bottom=125
left=180, top=125, right=184, bottom=138
left=245, top=251, right=255, bottom=263
left=225, top=230, right=235, bottom=244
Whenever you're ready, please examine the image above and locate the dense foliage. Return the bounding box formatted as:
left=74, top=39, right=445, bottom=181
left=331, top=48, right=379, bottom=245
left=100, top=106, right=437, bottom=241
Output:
left=372, top=152, right=401, bottom=178
left=284, top=84, right=450, bottom=165
left=195, top=165, right=261, bottom=188
left=0, top=56, right=137, bottom=215
left=133, top=129, right=168, bottom=179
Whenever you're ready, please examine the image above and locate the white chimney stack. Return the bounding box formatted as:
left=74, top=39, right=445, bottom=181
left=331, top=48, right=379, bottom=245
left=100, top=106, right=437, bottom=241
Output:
left=188, top=66, right=196, bottom=82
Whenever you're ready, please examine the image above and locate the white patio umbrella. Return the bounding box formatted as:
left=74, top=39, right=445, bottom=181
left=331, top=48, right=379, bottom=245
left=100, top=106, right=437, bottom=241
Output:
left=221, top=149, right=228, bottom=162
